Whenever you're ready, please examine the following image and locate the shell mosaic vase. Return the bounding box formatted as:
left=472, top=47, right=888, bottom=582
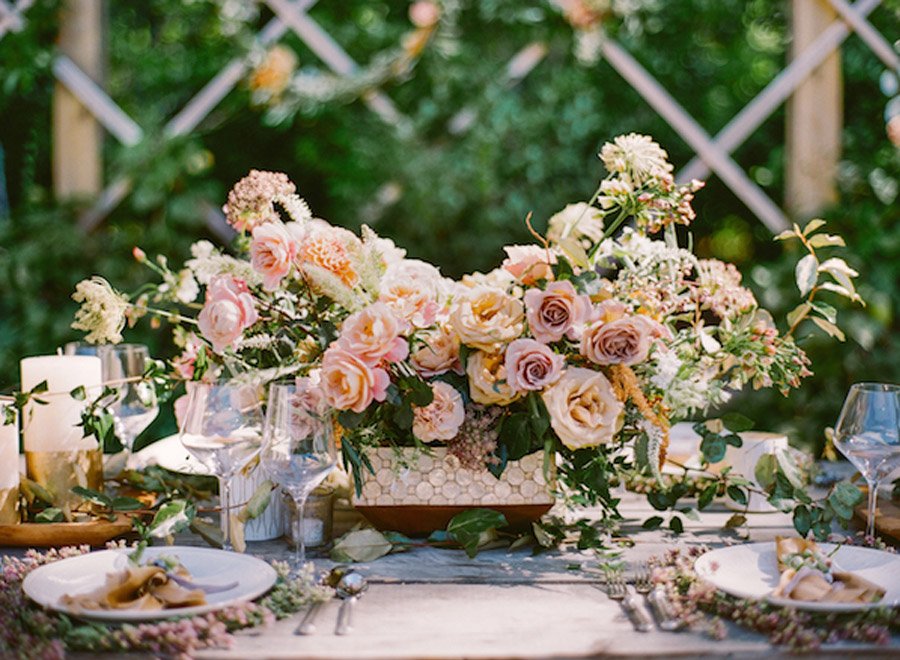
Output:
left=351, top=447, right=555, bottom=536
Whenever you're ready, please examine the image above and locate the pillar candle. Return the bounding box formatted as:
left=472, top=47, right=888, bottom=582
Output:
left=0, top=405, right=18, bottom=524
left=20, top=355, right=102, bottom=452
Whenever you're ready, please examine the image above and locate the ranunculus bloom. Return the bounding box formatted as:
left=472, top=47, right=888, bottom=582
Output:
left=337, top=302, right=409, bottom=365
left=501, top=245, right=557, bottom=285
left=250, top=222, right=299, bottom=290
left=410, top=325, right=461, bottom=376
left=450, top=286, right=524, bottom=351
left=412, top=381, right=465, bottom=443
left=580, top=315, right=661, bottom=366
left=320, top=347, right=390, bottom=413
left=197, top=275, right=258, bottom=353
left=466, top=350, right=520, bottom=406
left=542, top=367, right=624, bottom=450
left=524, top=280, right=592, bottom=343
left=379, top=259, right=445, bottom=328
left=299, top=228, right=359, bottom=287
left=505, top=339, right=565, bottom=392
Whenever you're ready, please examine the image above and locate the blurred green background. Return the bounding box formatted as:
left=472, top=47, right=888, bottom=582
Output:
left=0, top=0, right=897, bottom=450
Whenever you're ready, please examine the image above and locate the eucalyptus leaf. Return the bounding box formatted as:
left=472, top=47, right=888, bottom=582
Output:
left=149, top=500, right=191, bottom=538
left=447, top=508, right=507, bottom=558
left=330, top=528, right=393, bottom=563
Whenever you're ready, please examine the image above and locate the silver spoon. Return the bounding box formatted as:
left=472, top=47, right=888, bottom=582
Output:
left=334, top=572, right=368, bottom=636
left=295, top=567, right=348, bottom=636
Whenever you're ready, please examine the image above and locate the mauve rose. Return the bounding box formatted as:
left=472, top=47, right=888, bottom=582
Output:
left=250, top=222, right=298, bottom=290
left=337, top=302, right=409, bottom=366
left=524, top=281, right=592, bottom=343
left=504, top=339, right=565, bottom=392
left=542, top=367, right=624, bottom=450
left=320, top=346, right=390, bottom=413
left=197, top=275, right=258, bottom=353
left=580, top=315, right=661, bottom=366
left=501, top=245, right=557, bottom=285
left=412, top=381, right=465, bottom=443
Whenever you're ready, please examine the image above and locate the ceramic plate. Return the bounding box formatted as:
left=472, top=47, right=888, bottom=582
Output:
left=129, top=434, right=210, bottom=476
left=23, top=545, right=276, bottom=622
left=694, top=541, right=900, bottom=612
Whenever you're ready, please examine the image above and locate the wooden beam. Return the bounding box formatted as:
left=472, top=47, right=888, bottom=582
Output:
left=786, top=0, right=843, bottom=218
left=52, top=0, right=104, bottom=200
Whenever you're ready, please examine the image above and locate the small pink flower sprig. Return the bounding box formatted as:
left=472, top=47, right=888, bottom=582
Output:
left=0, top=545, right=329, bottom=660
left=649, top=541, right=898, bottom=652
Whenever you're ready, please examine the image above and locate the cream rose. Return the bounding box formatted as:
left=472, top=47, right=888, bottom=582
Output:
left=466, top=350, right=520, bottom=406
left=412, top=381, right=465, bottom=443
left=450, top=286, right=524, bottom=351
left=379, top=259, right=445, bottom=328
left=250, top=222, right=299, bottom=290
left=320, top=346, right=390, bottom=413
left=337, top=302, right=409, bottom=365
left=524, top=280, right=592, bottom=343
left=410, top=325, right=461, bottom=376
left=501, top=245, right=557, bottom=285
left=580, top=315, right=659, bottom=366
left=504, top=339, right=564, bottom=392
left=542, top=367, right=624, bottom=450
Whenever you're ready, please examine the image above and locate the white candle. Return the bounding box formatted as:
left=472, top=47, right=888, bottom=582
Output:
left=20, top=355, right=103, bottom=452
left=0, top=406, right=18, bottom=489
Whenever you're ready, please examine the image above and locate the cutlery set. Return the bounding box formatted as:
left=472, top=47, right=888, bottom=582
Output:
left=296, top=568, right=368, bottom=636
left=607, top=563, right=683, bottom=633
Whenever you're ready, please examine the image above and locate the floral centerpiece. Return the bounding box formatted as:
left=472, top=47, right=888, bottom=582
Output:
left=68, top=133, right=860, bottom=541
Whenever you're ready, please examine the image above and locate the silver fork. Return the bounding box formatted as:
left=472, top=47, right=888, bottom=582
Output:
left=635, top=562, right=682, bottom=632
left=606, top=572, right=652, bottom=632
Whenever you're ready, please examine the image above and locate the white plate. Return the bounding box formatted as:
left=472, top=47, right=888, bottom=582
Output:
left=23, top=545, right=277, bottom=622
left=694, top=542, right=900, bottom=612
left=129, top=434, right=211, bottom=475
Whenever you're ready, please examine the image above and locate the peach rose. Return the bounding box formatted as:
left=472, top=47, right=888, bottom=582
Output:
left=502, top=245, right=557, bottom=285
left=197, top=275, right=258, bottom=353
left=466, top=350, right=520, bottom=406
left=250, top=222, right=299, bottom=290
left=337, top=302, right=409, bottom=366
left=524, top=280, right=592, bottom=343
left=410, top=325, right=461, bottom=376
left=412, top=381, right=465, bottom=443
left=505, top=339, right=565, bottom=392
left=320, top=347, right=390, bottom=413
left=379, top=259, right=445, bottom=328
left=542, top=367, right=624, bottom=450
left=450, top=286, right=524, bottom=351
left=580, top=315, right=661, bottom=366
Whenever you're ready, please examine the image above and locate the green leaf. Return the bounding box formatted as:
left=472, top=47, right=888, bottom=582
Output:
left=802, top=219, right=826, bottom=235
left=238, top=480, right=274, bottom=523
left=775, top=449, right=805, bottom=489
left=786, top=302, right=812, bottom=329
left=447, top=508, right=507, bottom=558
left=698, top=483, right=718, bottom=510
left=700, top=435, right=727, bottom=464
left=69, top=385, right=87, bottom=401
left=793, top=505, right=811, bottom=536
left=721, top=413, right=754, bottom=433
left=110, top=496, right=144, bottom=511
left=811, top=317, right=845, bottom=341
left=338, top=410, right=365, bottom=430
left=668, top=516, right=684, bottom=534
left=330, top=528, right=393, bottom=563
left=149, top=501, right=191, bottom=538
left=393, top=402, right=414, bottom=430
left=499, top=413, right=532, bottom=461
left=726, top=485, right=747, bottom=506
left=190, top=518, right=225, bottom=548
left=725, top=513, right=746, bottom=529
left=35, top=508, right=64, bottom=523
left=754, top=454, right=777, bottom=491
left=833, top=481, right=864, bottom=507
left=810, top=301, right=838, bottom=324
left=71, top=486, right=112, bottom=508
left=794, top=254, right=818, bottom=297
left=680, top=507, right=700, bottom=522
left=642, top=516, right=664, bottom=530
left=774, top=229, right=798, bottom=241
left=807, top=233, right=845, bottom=248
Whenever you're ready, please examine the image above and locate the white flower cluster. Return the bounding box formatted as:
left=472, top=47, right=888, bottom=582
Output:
left=70, top=276, right=130, bottom=344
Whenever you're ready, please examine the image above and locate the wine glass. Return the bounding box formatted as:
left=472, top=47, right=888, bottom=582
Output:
left=179, top=381, right=264, bottom=551
left=834, top=382, right=900, bottom=538
left=64, top=342, right=159, bottom=452
left=261, top=381, right=336, bottom=568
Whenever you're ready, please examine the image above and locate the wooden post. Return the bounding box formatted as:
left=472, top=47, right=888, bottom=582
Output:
left=786, top=0, right=843, bottom=218
left=53, top=0, right=104, bottom=199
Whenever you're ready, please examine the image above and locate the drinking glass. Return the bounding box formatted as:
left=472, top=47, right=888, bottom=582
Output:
left=179, top=382, right=264, bottom=551
left=65, top=342, right=159, bottom=452
left=834, top=382, right=900, bottom=538
left=261, top=381, right=336, bottom=568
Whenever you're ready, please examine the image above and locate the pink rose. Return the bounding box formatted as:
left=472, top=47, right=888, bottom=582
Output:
left=412, top=381, right=465, bottom=443
left=250, top=222, right=299, bottom=290
left=504, top=339, right=565, bottom=392
left=379, top=259, right=445, bottom=328
left=320, top=347, right=390, bottom=413
left=502, top=245, right=557, bottom=285
left=580, top=314, right=663, bottom=366
left=197, top=275, right=258, bottom=353
left=337, top=302, right=409, bottom=366
left=524, top=281, right=592, bottom=343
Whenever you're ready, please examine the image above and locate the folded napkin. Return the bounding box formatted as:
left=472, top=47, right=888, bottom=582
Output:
left=62, top=564, right=207, bottom=612
left=771, top=537, right=885, bottom=604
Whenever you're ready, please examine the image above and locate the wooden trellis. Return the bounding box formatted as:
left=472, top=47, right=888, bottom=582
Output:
left=13, top=0, right=899, bottom=235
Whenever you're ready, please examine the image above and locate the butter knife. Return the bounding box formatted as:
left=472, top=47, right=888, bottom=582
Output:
left=647, top=586, right=683, bottom=631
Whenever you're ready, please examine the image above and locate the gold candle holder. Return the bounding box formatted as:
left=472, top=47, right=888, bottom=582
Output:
left=25, top=449, right=103, bottom=513
left=0, top=403, right=19, bottom=524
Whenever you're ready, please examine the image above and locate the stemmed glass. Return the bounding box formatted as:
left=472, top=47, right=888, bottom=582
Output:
left=261, top=381, right=337, bottom=568
left=65, top=343, right=159, bottom=452
left=834, top=382, right=900, bottom=538
left=179, top=381, right=264, bottom=551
